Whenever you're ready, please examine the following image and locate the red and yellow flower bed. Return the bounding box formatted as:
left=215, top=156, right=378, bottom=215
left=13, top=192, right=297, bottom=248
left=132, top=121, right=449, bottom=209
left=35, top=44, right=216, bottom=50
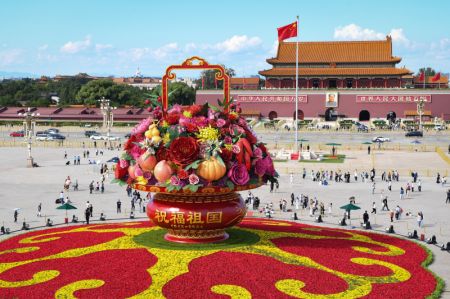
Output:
left=0, top=219, right=441, bottom=298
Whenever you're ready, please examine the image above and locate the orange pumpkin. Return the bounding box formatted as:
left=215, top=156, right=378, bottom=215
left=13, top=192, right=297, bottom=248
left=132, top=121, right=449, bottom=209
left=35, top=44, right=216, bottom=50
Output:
left=196, top=156, right=226, bottom=181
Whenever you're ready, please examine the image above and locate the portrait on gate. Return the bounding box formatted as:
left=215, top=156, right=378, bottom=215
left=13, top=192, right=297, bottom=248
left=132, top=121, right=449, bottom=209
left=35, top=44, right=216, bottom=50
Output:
left=325, top=92, right=338, bottom=107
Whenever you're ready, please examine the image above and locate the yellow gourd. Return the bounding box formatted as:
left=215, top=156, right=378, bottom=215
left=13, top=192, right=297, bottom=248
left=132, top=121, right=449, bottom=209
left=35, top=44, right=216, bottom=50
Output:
left=196, top=156, right=226, bottom=181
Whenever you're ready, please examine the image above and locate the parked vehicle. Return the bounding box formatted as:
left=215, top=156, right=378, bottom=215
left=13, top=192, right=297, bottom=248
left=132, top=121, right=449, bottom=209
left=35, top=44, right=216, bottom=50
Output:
left=47, top=133, right=66, bottom=140
left=36, top=133, right=50, bottom=141
left=106, top=136, right=121, bottom=141
left=90, top=134, right=105, bottom=140
left=9, top=131, right=24, bottom=137
left=84, top=130, right=99, bottom=137
left=372, top=136, right=390, bottom=142
left=47, top=128, right=59, bottom=134
left=405, top=131, right=423, bottom=137
left=434, top=125, right=447, bottom=131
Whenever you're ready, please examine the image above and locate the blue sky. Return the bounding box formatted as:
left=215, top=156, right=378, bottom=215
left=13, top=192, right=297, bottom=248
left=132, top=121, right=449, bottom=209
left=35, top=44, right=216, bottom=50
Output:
left=1, top=0, right=449, bottom=77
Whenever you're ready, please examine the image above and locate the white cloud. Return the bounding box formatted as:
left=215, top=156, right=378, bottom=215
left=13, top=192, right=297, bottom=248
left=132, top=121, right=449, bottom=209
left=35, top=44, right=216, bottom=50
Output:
left=38, top=44, right=48, bottom=51
left=334, top=24, right=385, bottom=40
left=0, top=49, right=22, bottom=65
left=60, top=36, right=92, bottom=54
left=152, top=42, right=178, bottom=59
left=334, top=24, right=411, bottom=48
left=95, top=43, right=113, bottom=52
left=213, top=35, right=262, bottom=53
left=270, top=40, right=278, bottom=56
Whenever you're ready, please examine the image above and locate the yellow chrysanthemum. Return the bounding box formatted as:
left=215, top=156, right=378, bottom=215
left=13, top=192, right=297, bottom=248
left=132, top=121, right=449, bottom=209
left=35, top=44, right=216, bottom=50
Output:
left=162, top=133, right=170, bottom=144
left=196, top=125, right=219, bottom=142
left=135, top=176, right=148, bottom=185
left=224, top=143, right=233, bottom=150
left=182, top=111, right=192, bottom=118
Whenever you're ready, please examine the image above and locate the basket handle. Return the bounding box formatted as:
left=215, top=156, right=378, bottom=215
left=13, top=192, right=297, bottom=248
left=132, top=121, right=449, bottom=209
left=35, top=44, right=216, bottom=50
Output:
left=161, top=56, right=230, bottom=116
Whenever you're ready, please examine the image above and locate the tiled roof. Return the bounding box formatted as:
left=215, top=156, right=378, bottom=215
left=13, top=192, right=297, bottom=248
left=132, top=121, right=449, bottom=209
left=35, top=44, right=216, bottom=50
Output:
left=230, top=77, right=259, bottom=85
left=259, top=67, right=412, bottom=77
left=267, top=37, right=401, bottom=64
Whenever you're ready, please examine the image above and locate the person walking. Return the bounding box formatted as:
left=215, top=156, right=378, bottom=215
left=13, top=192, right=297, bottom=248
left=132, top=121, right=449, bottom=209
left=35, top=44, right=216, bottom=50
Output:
left=372, top=182, right=376, bottom=194
left=101, top=182, right=104, bottom=193
left=117, top=199, right=122, bottom=213
left=85, top=208, right=90, bottom=225
left=400, top=187, right=404, bottom=200
left=368, top=146, right=371, bottom=155
left=388, top=180, right=392, bottom=192
left=371, top=202, right=376, bottom=214
left=417, top=212, right=423, bottom=228
left=363, top=211, right=369, bottom=224
left=446, top=189, right=450, bottom=204
left=64, top=151, right=67, bottom=159
left=14, top=210, right=18, bottom=222
left=89, top=181, right=94, bottom=194
left=37, top=203, right=42, bottom=217
left=382, top=196, right=389, bottom=211
left=389, top=210, right=394, bottom=222
left=418, top=179, right=422, bottom=192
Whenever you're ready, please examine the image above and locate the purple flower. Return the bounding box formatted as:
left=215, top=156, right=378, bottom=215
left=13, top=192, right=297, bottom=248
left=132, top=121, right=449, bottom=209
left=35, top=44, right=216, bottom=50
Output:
left=168, top=104, right=182, bottom=114
left=224, top=136, right=232, bottom=144
left=170, top=175, right=181, bottom=186
left=254, top=158, right=267, bottom=176
left=228, top=163, right=250, bottom=186
left=189, top=174, right=200, bottom=185
left=264, top=155, right=275, bottom=176
left=216, top=119, right=226, bottom=128
left=253, top=147, right=263, bottom=159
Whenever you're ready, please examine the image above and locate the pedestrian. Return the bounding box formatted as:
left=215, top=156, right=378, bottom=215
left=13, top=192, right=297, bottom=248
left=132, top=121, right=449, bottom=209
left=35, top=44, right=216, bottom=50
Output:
left=73, top=156, right=76, bottom=165
left=101, top=182, right=104, bottom=193
left=363, top=210, right=369, bottom=224
left=389, top=210, right=394, bottom=222
left=96, top=182, right=100, bottom=191
left=354, top=170, right=358, bottom=182
left=372, top=182, right=376, bottom=194
left=417, top=212, right=423, bottom=228
left=89, top=181, right=94, bottom=194
left=400, top=187, right=404, bottom=200
left=117, top=199, right=122, bottom=213
left=382, top=196, right=389, bottom=211
left=14, top=210, right=18, bottom=222
left=89, top=203, right=93, bottom=217
left=64, top=151, right=67, bottom=159
left=446, top=189, right=450, bottom=204
left=368, top=146, right=371, bottom=155
left=289, top=173, right=294, bottom=184
left=37, top=203, right=42, bottom=217
left=77, top=155, right=81, bottom=165
left=418, top=179, right=422, bottom=192
left=59, top=190, right=64, bottom=202
left=371, top=202, right=376, bottom=214
left=302, top=168, right=306, bottom=179
left=328, top=203, right=332, bottom=215
left=85, top=208, right=90, bottom=225
left=388, top=180, right=392, bottom=191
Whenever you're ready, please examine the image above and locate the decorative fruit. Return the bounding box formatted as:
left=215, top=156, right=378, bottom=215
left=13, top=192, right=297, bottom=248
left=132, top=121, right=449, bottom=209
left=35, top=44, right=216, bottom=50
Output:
left=197, top=156, right=226, bottom=181
left=154, top=160, right=173, bottom=182
left=149, top=124, right=157, bottom=130
left=138, top=152, right=157, bottom=172
left=128, top=164, right=137, bottom=179
left=150, top=128, right=160, bottom=137
left=145, top=130, right=152, bottom=139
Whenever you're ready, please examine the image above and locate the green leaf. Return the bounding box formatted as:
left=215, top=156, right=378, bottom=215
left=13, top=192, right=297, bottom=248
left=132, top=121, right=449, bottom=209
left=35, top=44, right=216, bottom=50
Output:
left=166, top=185, right=175, bottom=192
left=249, top=178, right=259, bottom=185
left=226, top=180, right=235, bottom=190
left=185, top=159, right=201, bottom=170
left=215, top=154, right=225, bottom=167
left=121, top=152, right=133, bottom=161
left=217, top=99, right=224, bottom=107
left=111, top=178, right=127, bottom=186
left=190, top=184, right=199, bottom=192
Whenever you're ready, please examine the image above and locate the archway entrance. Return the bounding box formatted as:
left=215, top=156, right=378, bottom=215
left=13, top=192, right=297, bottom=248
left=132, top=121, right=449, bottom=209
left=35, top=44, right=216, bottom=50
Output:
left=268, top=111, right=278, bottom=120
left=293, top=110, right=304, bottom=121
left=359, top=110, right=370, bottom=121
left=325, top=108, right=336, bottom=121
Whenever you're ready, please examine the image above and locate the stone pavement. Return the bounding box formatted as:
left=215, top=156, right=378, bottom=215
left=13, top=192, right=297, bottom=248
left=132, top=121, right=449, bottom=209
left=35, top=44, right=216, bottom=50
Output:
left=0, top=146, right=449, bottom=297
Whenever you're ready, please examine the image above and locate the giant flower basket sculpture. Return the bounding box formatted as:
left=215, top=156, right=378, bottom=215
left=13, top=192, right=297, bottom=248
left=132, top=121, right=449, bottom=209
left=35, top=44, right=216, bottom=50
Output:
left=114, top=57, right=276, bottom=243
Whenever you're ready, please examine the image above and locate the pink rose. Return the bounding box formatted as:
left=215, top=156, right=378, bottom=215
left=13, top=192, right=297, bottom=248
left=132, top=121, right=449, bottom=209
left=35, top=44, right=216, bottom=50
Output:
left=224, top=136, right=232, bottom=144
left=228, top=163, right=250, bottom=186
left=170, top=175, right=181, bottom=186
left=189, top=174, right=199, bottom=185
left=132, top=118, right=152, bottom=135
left=232, top=144, right=241, bottom=154
left=119, top=159, right=129, bottom=168
left=216, top=119, right=226, bottom=128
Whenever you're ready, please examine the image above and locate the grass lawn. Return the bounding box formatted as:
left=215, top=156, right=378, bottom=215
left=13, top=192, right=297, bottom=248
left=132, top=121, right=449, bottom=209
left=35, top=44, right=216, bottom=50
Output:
left=299, top=154, right=346, bottom=163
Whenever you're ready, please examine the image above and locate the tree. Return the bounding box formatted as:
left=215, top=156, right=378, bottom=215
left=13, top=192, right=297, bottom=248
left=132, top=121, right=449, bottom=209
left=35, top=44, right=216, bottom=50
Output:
left=194, top=65, right=235, bottom=89
left=148, top=82, right=195, bottom=106
left=418, top=67, right=436, bottom=76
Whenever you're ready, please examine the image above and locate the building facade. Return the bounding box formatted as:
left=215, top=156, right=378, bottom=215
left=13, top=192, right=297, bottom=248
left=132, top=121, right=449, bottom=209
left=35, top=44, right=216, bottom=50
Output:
left=259, top=36, right=414, bottom=89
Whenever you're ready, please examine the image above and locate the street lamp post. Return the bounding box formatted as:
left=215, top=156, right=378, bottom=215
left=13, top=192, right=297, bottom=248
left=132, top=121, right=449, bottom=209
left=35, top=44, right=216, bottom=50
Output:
left=18, top=108, right=40, bottom=167
left=99, top=97, right=117, bottom=149
left=417, top=97, right=425, bottom=131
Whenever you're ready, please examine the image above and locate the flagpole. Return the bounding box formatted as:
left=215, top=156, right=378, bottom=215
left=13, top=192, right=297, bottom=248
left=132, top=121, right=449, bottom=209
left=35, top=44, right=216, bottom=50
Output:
left=294, top=16, right=299, bottom=153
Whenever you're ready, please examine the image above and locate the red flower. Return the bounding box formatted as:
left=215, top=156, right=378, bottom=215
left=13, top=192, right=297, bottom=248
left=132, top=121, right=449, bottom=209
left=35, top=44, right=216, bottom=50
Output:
left=258, top=143, right=268, bottom=155
left=156, top=146, right=169, bottom=162
left=185, top=122, right=198, bottom=133
left=244, top=128, right=257, bottom=144
left=220, top=148, right=233, bottom=163
left=177, top=169, right=189, bottom=179
left=124, top=135, right=137, bottom=151
left=188, top=104, right=202, bottom=116
left=228, top=113, right=238, bottom=121
left=114, top=162, right=127, bottom=179
left=169, top=137, right=199, bottom=166
left=166, top=112, right=180, bottom=125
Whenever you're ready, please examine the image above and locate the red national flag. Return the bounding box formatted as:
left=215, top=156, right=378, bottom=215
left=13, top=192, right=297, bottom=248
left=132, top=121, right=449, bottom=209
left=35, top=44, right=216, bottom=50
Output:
left=432, top=72, right=441, bottom=82
left=418, top=72, right=425, bottom=81
left=277, top=21, right=297, bottom=41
